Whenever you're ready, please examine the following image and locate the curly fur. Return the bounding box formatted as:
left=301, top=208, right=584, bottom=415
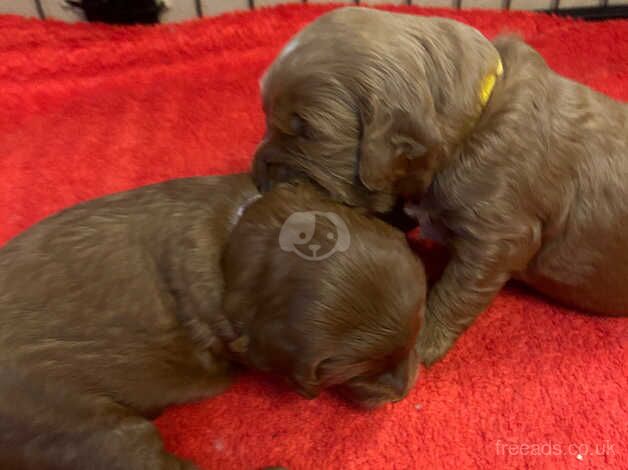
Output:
left=251, top=7, right=628, bottom=365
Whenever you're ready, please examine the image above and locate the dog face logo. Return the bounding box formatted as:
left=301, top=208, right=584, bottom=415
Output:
left=279, top=211, right=350, bottom=261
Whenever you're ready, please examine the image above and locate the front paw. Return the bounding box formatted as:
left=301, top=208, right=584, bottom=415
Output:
left=416, top=320, right=457, bottom=366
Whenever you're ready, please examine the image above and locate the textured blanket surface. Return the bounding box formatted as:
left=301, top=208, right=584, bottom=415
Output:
left=0, top=4, right=626, bottom=470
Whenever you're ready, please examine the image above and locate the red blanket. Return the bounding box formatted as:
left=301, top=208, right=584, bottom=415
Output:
left=0, top=4, right=626, bottom=469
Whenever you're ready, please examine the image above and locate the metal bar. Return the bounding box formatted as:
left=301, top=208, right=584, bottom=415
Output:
left=502, top=0, right=512, bottom=10
left=453, top=0, right=462, bottom=9
left=34, top=0, right=45, bottom=19
left=550, top=0, right=560, bottom=11
left=542, top=5, right=628, bottom=19
left=248, top=0, right=254, bottom=10
left=194, top=0, right=202, bottom=17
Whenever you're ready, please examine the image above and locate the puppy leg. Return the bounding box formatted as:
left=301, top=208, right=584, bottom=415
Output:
left=0, top=384, right=198, bottom=470
left=0, top=356, right=231, bottom=470
left=416, top=235, right=533, bottom=365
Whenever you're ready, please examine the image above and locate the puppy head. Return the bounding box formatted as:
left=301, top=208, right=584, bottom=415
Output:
left=253, top=7, right=501, bottom=210
left=222, top=182, right=426, bottom=408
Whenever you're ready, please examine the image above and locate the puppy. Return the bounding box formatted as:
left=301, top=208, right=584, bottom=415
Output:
left=252, top=6, right=628, bottom=365
left=222, top=181, right=424, bottom=406
left=0, top=173, right=425, bottom=469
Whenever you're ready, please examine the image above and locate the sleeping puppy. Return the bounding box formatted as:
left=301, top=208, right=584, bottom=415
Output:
left=0, top=173, right=425, bottom=469
left=222, top=181, right=424, bottom=406
left=252, top=6, right=628, bottom=366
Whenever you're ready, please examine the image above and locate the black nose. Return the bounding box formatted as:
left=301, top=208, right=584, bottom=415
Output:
left=255, top=175, right=272, bottom=193
left=378, top=367, right=411, bottom=398
left=252, top=148, right=269, bottom=192
left=252, top=145, right=296, bottom=193
left=253, top=142, right=284, bottom=193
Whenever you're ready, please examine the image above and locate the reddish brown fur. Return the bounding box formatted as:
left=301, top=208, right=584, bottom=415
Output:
left=0, top=173, right=425, bottom=469
left=252, top=7, right=628, bottom=365
left=223, top=182, right=424, bottom=406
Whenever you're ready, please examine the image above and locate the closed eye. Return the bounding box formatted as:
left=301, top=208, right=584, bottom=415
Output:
left=290, top=114, right=314, bottom=140
left=317, top=357, right=384, bottom=386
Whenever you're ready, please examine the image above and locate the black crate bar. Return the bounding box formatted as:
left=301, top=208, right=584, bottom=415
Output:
left=243, top=0, right=628, bottom=21
left=34, top=0, right=45, bottom=19
left=39, top=0, right=628, bottom=23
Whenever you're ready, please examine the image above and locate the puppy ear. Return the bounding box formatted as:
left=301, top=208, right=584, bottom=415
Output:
left=359, top=95, right=442, bottom=192
left=293, top=357, right=327, bottom=399
left=359, top=103, right=441, bottom=191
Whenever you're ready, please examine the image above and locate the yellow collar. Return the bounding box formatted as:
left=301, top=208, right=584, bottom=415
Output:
left=479, top=57, right=504, bottom=108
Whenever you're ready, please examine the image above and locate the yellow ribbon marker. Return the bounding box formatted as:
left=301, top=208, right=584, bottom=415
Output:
left=479, top=58, right=504, bottom=108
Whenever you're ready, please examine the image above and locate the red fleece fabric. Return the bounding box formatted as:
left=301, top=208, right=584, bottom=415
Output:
left=0, top=4, right=626, bottom=469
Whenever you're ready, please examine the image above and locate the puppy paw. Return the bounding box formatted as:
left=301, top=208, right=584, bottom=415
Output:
left=415, top=321, right=457, bottom=366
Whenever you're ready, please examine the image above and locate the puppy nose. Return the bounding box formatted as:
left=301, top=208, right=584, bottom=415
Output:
left=252, top=151, right=270, bottom=192
left=379, top=370, right=410, bottom=398
left=256, top=176, right=272, bottom=193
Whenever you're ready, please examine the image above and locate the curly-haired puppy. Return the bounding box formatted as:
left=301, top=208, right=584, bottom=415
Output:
left=0, top=174, right=425, bottom=469
left=252, top=6, right=628, bottom=365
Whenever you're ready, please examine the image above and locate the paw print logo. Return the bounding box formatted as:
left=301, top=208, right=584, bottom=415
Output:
left=279, top=211, right=350, bottom=261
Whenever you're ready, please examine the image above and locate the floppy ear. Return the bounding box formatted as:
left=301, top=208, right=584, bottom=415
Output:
left=358, top=94, right=442, bottom=192
left=293, top=356, right=328, bottom=399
